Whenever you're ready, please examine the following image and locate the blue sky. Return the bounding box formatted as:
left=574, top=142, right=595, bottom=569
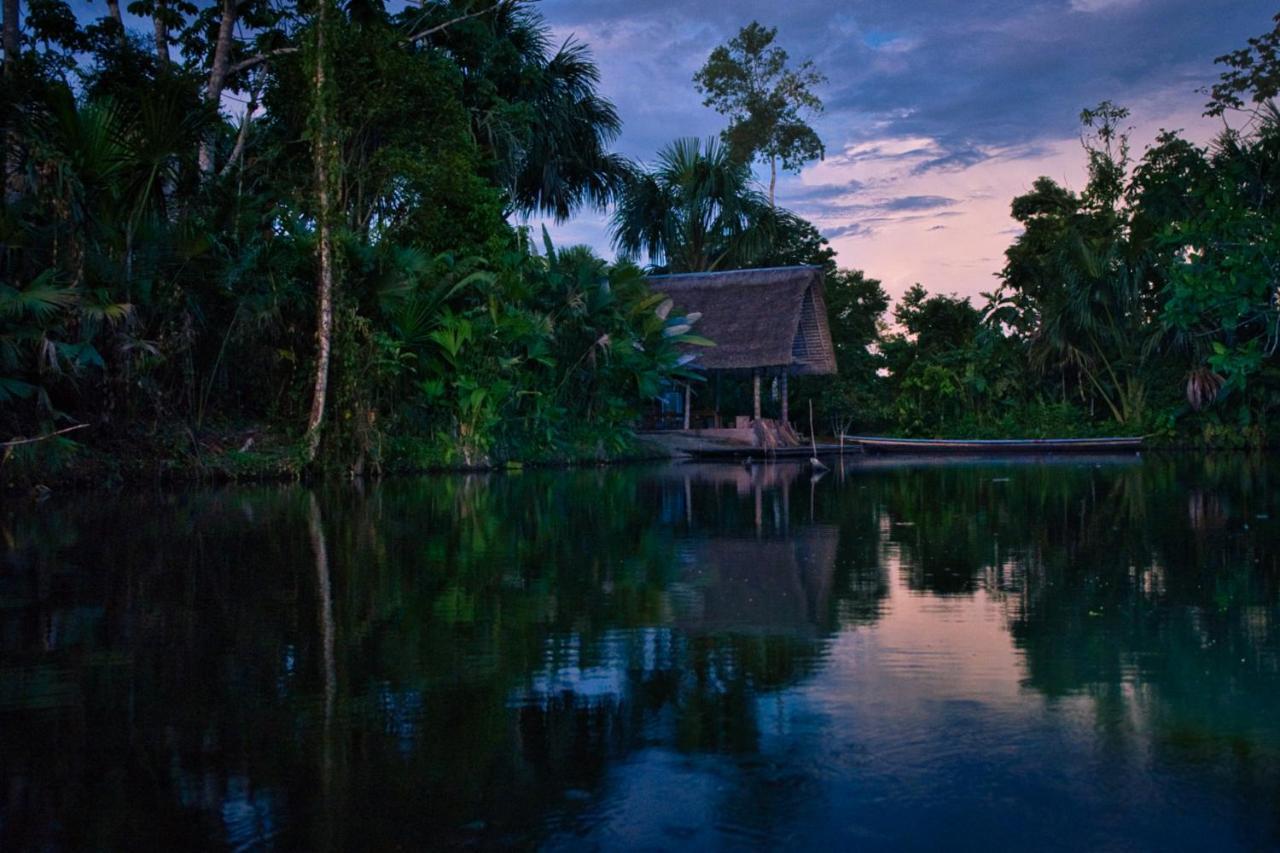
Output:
left=531, top=0, right=1276, bottom=301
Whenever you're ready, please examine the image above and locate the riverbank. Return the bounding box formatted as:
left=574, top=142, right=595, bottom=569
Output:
left=8, top=419, right=1275, bottom=496
left=2, top=423, right=685, bottom=494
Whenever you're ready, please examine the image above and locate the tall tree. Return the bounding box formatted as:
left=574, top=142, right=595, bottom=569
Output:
left=993, top=103, right=1163, bottom=426
left=428, top=4, right=628, bottom=222
left=104, top=0, right=123, bottom=30
left=305, top=0, right=336, bottom=463
left=198, top=0, right=241, bottom=174
left=693, top=21, right=825, bottom=206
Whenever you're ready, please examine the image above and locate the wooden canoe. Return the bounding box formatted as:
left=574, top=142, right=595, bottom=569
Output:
left=846, top=435, right=1143, bottom=454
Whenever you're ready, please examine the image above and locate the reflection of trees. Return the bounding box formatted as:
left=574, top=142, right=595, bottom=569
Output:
left=997, top=455, right=1280, bottom=843
left=7, top=457, right=1278, bottom=846
left=1007, top=457, right=1280, bottom=706
left=864, top=459, right=1151, bottom=597
left=0, top=464, right=871, bottom=849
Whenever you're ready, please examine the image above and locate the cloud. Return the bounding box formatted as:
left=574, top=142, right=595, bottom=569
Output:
left=1069, top=0, right=1144, bottom=12
left=534, top=0, right=1276, bottom=302
left=824, top=223, right=876, bottom=240
left=881, top=195, right=958, bottom=212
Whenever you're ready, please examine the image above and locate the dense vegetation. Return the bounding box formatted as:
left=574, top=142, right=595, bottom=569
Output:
left=0, top=0, right=718, bottom=481
left=2, top=6, right=1280, bottom=487
left=807, top=17, right=1280, bottom=447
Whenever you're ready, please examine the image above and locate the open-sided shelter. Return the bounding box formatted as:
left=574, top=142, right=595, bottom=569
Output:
left=647, top=265, right=837, bottom=426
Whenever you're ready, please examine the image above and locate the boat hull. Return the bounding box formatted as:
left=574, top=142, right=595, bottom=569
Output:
left=848, top=436, right=1143, bottom=454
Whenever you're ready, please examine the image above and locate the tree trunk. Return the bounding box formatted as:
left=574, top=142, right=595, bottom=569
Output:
left=2, top=0, right=17, bottom=202
left=200, top=0, right=240, bottom=174
left=105, top=0, right=123, bottom=29
left=304, top=0, right=335, bottom=464
left=752, top=370, right=761, bottom=420
left=3, top=0, right=17, bottom=73
left=769, top=155, right=776, bottom=207
left=218, top=87, right=255, bottom=179
left=152, top=8, right=169, bottom=65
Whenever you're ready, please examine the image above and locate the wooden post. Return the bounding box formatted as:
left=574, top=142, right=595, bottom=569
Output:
left=714, top=374, right=721, bottom=428
left=752, top=370, right=761, bottom=420
left=780, top=371, right=789, bottom=427
left=682, top=382, right=691, bottom=430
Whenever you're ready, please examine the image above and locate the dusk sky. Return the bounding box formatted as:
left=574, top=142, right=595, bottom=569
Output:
left=532, top=0, right=1277, bottom=303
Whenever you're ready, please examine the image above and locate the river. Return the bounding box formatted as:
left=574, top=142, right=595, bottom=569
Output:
left=3, top=455, right=1279, bottom=849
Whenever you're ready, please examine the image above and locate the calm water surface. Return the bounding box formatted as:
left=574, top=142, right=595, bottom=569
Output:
left=3, top=455, right=1280, bottom=850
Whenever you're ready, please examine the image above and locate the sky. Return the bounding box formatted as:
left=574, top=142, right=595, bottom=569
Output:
left=529, top=0, right=1277, bottom=304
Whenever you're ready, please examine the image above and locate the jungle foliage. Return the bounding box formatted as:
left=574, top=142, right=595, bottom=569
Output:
left=812, top=15, right=1280, bottom=445
left=3, top=5, right=1280, bottom=484
left=0, top=0, right=716, bottom=478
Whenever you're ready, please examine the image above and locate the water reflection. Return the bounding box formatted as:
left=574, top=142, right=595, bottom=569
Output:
left=2, top=455, right=1279, bottom=848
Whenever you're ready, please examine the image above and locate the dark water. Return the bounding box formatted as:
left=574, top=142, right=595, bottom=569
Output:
left=3, top=456, right=1280, bottom=850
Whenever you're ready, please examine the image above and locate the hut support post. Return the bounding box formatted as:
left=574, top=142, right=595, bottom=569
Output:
left=714, top=374, right=721, bottom=428
left=682, top=383, right=691, bottom=430
left=780, top=371, right=789, bottom=426
left=752, top=370, right=761, bottom=420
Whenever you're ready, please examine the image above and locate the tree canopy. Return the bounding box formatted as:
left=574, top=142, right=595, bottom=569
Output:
left=693, top=21, right=826, bottom=205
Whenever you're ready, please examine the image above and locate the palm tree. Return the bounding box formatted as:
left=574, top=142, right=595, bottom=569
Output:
left=610, top=136, right=774, bottom=272
left=434, top=3, right=630, bottom=222
left=507, top=39, right=630, bottom=221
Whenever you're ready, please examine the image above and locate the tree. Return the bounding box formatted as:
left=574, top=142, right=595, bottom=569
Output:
left=993, top=103, right=1164, bottom=427
left=1206, top=12, right=1280, bottom=118
left=801, top=269, right=888, bottom=434
left=304, top=0, right=336, bottom=463
left=2, top=0, right=16, bottom=77
left=693, top=21, right=825, bottom=206
left=610, top=136, right=774, bottom=272
left=428, top=3, right=629, bottom=222
left=750, top=209, right=836, bottom=273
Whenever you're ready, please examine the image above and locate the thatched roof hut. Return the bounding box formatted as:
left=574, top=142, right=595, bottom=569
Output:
left=647, top=266, right=837, bottom=376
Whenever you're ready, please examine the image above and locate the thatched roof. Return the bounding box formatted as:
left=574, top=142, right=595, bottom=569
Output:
left=647, top=266, right=837, bottom=375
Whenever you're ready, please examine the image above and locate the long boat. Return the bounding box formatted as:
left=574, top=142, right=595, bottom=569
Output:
left=681, top=443, right=848, bottom=460
left=846, top=435, right=1143, bottom=454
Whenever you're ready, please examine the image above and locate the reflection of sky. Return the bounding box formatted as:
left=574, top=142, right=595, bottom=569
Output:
left=7, top=460, right=1280, bottom=849
left=531, top=509, right=1280, bottom=850
left=517, top=628, right=676, bottom=702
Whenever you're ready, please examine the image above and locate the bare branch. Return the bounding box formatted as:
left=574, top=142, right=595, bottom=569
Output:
left=402, top=1, right=507, bottom=45
left=219, top=98, right=257, bottom=178
left=1, top=423, right=89, bottom=448
left=228, top=46, right=300, bottom=77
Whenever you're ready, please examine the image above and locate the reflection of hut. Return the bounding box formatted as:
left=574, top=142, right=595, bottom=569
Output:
left=671, top=526, right=839, bottom=635
left=647, top=266, right=837, bottom=432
